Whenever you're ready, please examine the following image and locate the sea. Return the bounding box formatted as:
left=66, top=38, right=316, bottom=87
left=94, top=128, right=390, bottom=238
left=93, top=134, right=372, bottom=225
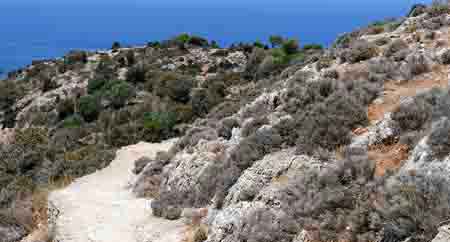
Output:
left=0, top=0, right=431, bottom=77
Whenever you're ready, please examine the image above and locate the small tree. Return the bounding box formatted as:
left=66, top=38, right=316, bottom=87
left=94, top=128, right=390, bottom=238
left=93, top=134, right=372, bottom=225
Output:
left=253, top=40, right=265, bottom=49
left=269, top=35, right=284, bottom=48
left=282, top=38, right=300, bottom=55
left=79, top=95, right=101, bottom=122
left=112, top=41, right=121, bottom=50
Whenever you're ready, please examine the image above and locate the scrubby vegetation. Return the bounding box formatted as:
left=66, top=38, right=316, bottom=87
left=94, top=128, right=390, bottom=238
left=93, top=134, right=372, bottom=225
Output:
left=4, top=2, right=450, bottom=241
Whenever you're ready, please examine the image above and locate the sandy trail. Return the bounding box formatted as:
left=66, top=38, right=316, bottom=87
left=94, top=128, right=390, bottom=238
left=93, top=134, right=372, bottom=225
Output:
left=48, top=140, right=185, bottom=242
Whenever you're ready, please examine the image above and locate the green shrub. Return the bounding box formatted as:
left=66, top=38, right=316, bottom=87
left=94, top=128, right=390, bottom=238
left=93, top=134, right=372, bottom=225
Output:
left=253, top=40, right=265, bottom=49
left=87, top=78, right=107, bottom=94
left=281, top=38, right=300, bottom=55
left=269, top=35, right=284, bottom=48
left=62, top=115, right=83, bottom=128
left=210, top=40, right=220, bottom=48
left=143, top=112, right=176, bottom=131
left=79, top=95, right=101, bottom=122
left=174, top=33, right=191, bottom=43
left=303, top=43, right=323, bottom=50
left=271, top=48, right=289, bottom=65
left=188, top=35, right=209, bottom=47
left=112, top=41, right=121, bottom=50
left=107, top=81, right=135, bottom=108
left=147, top=41, right=161, bottom=48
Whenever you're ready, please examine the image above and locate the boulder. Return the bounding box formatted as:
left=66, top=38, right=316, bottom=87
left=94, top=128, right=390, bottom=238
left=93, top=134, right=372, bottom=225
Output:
left=132, top=156, right=152, bottom=175
left=132, top=156, right=168, bottom=198
left=432, top=225, right=450, bottom=242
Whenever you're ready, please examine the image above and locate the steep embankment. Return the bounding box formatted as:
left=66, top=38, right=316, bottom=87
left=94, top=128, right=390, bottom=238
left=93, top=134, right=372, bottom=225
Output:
left=48, top=139, right=185, bottom=242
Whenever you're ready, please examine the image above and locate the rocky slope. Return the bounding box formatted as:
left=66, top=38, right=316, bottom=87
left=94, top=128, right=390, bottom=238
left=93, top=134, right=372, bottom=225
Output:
left=3, top=2, right=450, bottom=242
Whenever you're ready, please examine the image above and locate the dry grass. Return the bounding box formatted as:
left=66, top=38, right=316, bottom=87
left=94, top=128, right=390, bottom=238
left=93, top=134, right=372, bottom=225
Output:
left=183, top=224, right=209, bottom=242
left=271, top=175, right=290, bottom=185
left=182, top=207, right=209, bottom=242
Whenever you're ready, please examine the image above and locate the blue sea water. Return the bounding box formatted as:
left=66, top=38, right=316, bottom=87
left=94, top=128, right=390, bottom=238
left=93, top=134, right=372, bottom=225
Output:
left=0, top=0, right=431, bottom=76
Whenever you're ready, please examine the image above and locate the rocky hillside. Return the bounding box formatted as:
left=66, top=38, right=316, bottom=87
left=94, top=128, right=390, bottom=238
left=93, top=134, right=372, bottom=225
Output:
left=3, top=2, right=450, bottom=242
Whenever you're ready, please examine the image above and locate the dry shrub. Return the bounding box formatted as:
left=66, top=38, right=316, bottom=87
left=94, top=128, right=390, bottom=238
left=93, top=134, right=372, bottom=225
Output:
left=184, top=224, right=208, bottom=242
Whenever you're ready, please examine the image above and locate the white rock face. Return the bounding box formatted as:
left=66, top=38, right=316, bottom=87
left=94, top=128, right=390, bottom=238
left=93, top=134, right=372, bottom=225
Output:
left=432, top=225, right=450, bottom=242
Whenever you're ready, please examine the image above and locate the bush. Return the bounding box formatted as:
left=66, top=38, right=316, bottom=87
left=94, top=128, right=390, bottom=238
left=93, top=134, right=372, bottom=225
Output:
left=296, top=91, right=368, bottom=154
left=206, top=101, right=241, bottom=120
left=245, top=47, right=267, bottom=78
left=402, top=53, right=431, bottom=78
left=303, top=43, right=323, bottom=50
left=94, top=55, right=117, bottom=81
left=269, top=35, right=284, bottom=48
left=79, top=95, right=101, bottom=122
left=191, top=88, right=210, bottom=117
left=253, top=40, right=266, bottom=49
left=230, top=127, right=282, bottom=170
left=111, top=41, right=121, bottom=50
left=106, top=81, right=135, bottom=109
left=428, top=118, right=450, bottom=158
left=126, top=65, right=147, bottom=83
left=188, top=35, right=209, bottom=47
left=153, top=72, right=194, bottom=103
left=374, top=37, right=391, bottom=46
left=271, top=48, right=289, bottom=65
left=281, top=39, right=300, bottom=55
left=173, top=104, right=194, bottom=123
left=281, top=78, right=377, bottom=154
left=380, top=167, right=450, bottom=242
left=392, top=98, right=432, bottom=131
left=273, top=150, right=379, bottom=242
left=384, top=39, right=408, bottom=57
left=440, top=49, right=450, bottom=64
left=342, top=40, right=378, bottom=63
left=62, top=115, right=83, bottom=129
left=57, top=98, right=75, bottom=120
left=368, top=57, right=400, bottom=81
left=174, top=33, right=191, bottom=43
left=64, top=50, right=88, bottom=65
left=143, top=112, right=177, bottom=137
left=87, top=78, right=107, bottom=94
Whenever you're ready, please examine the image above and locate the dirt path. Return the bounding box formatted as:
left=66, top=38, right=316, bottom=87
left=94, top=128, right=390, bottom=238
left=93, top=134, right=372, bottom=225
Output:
left=48, top=140, right=185, bottom=242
